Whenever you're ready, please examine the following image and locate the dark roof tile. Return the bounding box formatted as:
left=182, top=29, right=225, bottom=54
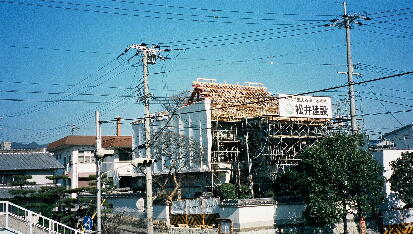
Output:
left=0, top=152, right=64, bottom=171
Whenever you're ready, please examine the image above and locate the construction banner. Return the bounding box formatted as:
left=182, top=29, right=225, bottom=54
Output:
left=170, top=214, right=219, bottom=227
left=382, top=222, right=413, bottom=233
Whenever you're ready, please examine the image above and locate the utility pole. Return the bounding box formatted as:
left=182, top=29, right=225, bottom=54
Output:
left=142, top=47, right=154, bottom=234
left=95, top=111, right=114, bottom=234
left=326, top=3, right=372, bottom=234
left=122, top=44, right=168, bottom=234
left=326, top=1, right=372, bottom=133
left=344, top=2, right=358, bottom=133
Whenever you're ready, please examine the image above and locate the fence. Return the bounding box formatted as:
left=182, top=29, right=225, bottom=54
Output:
left=0, top=201, right=83, bottom=234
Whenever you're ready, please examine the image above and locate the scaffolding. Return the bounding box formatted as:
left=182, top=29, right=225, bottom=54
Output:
left=186, top=79, right=333, bottom=194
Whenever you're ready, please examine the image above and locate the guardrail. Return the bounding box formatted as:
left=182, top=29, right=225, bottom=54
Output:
left=0, top=201, right=84, bottom=234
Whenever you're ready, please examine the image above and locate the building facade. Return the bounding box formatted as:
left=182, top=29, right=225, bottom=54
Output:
left=47, top=135, right=132, bottom=190
left=132, top=78, right=333, bottom=198
left=382, top=123, right=413, bottom=150
left=373, top=124, right=413, bottom=209
left=0, top=152, right=63, bottom=199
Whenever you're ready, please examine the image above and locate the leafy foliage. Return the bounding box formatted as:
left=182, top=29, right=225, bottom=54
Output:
left=275, top=134, right=385, bottom=228
left=238, top=185, right=253, bottom=199
left=217, top=183, right=237, bottom=200
left=10, top=172, right=114, bottom=229
left=151, top=131, right=204, bottom=202
left=389, top=152, right=413, bottom=208
left=10, top=175, right=36, bottom=187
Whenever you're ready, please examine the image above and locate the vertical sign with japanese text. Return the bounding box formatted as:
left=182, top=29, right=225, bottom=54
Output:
left=278, top=94, right=332, bottom=119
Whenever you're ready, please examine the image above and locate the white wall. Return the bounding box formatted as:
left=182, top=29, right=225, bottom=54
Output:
left=28, top=171, right=55, bottom=185
left=218, top=203, right=305, bottom=231
left=132, top=100, right=213, bottom=175
left=373, top=149, right=413, bottom=209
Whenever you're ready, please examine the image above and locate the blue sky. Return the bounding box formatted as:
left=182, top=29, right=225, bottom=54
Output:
left=0, top=0, right=412, bottom=144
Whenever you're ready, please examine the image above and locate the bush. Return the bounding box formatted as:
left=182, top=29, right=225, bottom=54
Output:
left=217, top=183, right=237, bottom=200
left=239, top=185, right=252, bottom=199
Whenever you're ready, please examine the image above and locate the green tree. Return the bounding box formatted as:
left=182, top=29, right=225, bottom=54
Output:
left=9, top=174, right=113, bottom=229
left=389, top=152, right=413, bottom=208
left=9, top=175, right=37, bottom=202
left=217, top=183, right=237, bottom=200
left=275, top=134, right=385, bottom=233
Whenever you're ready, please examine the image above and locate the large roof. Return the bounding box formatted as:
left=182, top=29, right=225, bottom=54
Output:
left=47, top=135, right=132, bottom=151
left=0, top=152, right=63, bottom=171
left=186, top=78, right=279, bottom=121
left=383, top=123, right=413, bottom=138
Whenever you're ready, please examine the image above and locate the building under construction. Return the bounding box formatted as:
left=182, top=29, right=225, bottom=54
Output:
left=132, top=78, right=333, bottom=197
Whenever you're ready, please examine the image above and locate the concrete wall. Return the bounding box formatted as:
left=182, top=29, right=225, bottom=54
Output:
left=27, top=171, right=54, bottom=185
left=218, top=203, right=305, bottom=231
left=105, top=196, right=382, bottom=233
left=105, top=196, right=170, bottom=223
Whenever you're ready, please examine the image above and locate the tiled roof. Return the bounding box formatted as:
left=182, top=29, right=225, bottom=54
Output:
left=47, top=135, right=132, bottom=151
left=0, top=152, right=64, bottom=171
left=186, top=79, right=279, bottom=121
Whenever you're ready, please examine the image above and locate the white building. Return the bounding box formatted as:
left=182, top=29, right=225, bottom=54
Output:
left=132, top=78, right=332, bottom=198
left=47, top=135, right=132, bottom=190
left=373, top=149, right=413, bottom=209
left=373, top=124, right=413, bottom=209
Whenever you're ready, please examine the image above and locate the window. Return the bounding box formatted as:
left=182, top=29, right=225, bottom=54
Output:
left=78, top=153, right=95, bottom=164
left=119, top=151, right=132, bottom=161
left=78, top=155, right=85, bottom=163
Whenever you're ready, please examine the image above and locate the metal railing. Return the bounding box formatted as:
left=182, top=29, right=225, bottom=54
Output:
left=0, top=201, right=83, bottom=234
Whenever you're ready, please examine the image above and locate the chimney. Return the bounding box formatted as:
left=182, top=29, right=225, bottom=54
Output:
left=115, top=117, right=121, bottom=136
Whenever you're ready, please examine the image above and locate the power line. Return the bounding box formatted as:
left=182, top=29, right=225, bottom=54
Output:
left=6, top=44, right=113, bottom=55
left=93, top=71, right=413, bottom=124
left=106, top=0, right=337, bottom=17
left=357, top=80, right=404, bottom=126
left=360, top=109, right=413, bottom=117
left=5, top=61, right=131, bottom=117
left=10, top=71, right=412, bottom=143
left=1, top=0, right=325, bottom=26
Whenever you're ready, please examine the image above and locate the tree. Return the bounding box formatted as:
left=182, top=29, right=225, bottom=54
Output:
left=9, top=174, right=113, bottom=229
left=217, top=183, right=237, bottom=200
left=275, top=134, right=385, bottom=233
left=150, top=131, right=204, bottom=203
left=389, top=152, right=413, bottom=208
left=9, top=175, right=37, bottom=201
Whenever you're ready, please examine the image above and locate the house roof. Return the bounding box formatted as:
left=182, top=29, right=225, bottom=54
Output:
left=383, top=123, right=413, bottom=138
left=47, top=135, right=132, bottom=152
left=0, top=152, right=64, bottom=171
left=186, top=78, right=279, bottom=121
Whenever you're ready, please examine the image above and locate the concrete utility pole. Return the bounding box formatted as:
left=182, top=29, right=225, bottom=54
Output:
left=326, top=1, right=372, bottom=133
left=344, top=2, right=358, bottom=133
left=95, top=111, right=102, bottom=234
left=123, top=44, right=168, bottom=234
left=142, top=48, right=154, bottom=234
left=326, top=4, right=372, bottom=233
left=95, top=111, right=114, bottom=234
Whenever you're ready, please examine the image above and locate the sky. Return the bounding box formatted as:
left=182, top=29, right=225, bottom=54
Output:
left=0, top=0, right=412, bottom=144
